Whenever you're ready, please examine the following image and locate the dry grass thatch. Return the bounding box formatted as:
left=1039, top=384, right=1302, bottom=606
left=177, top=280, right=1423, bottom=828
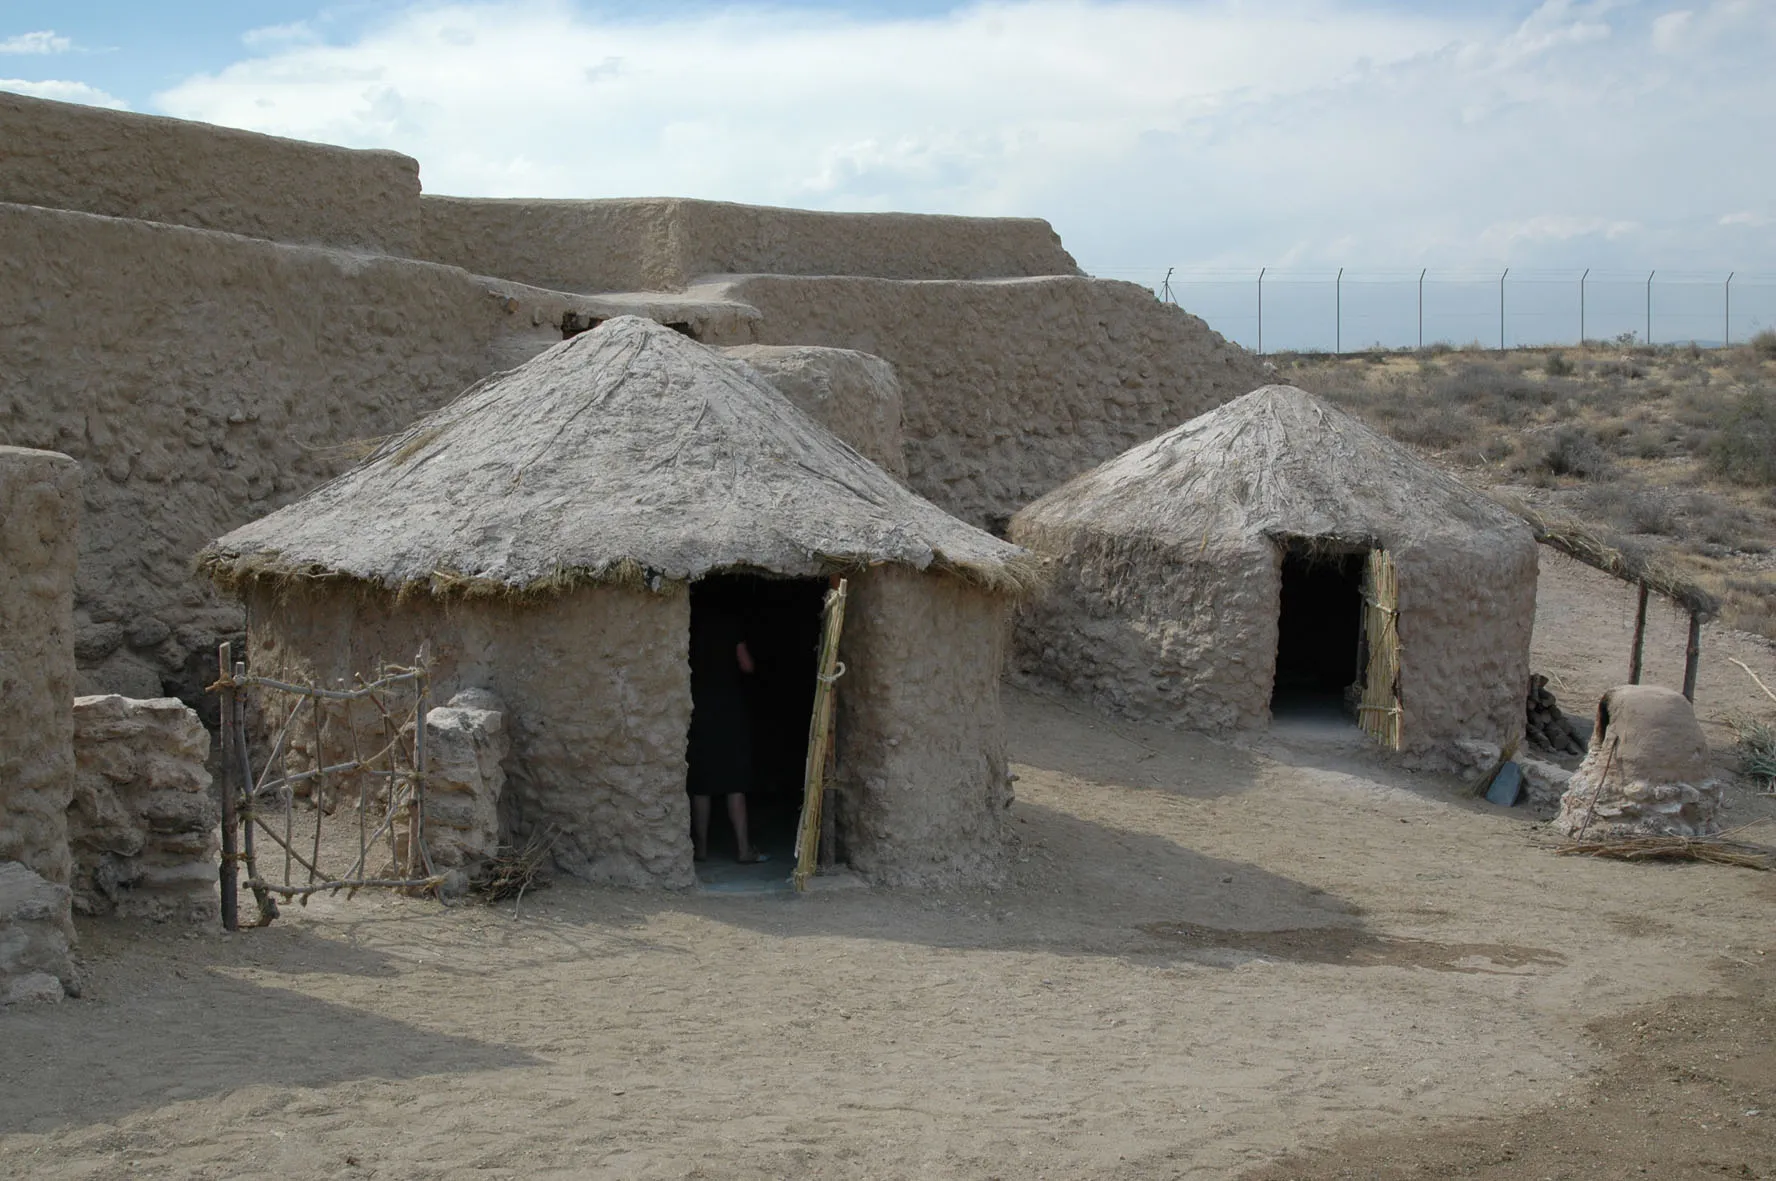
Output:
left=1494, top=496, right=1720, bottom=617
left=1012, top=384, right=1536, bottom=558
left=1554, top=827, right=1772, bottom=871
left=199, top=316, right=1041, bottom=600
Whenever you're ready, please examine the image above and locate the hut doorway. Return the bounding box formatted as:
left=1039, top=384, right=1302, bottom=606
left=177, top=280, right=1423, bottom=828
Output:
left=687, top=573, right=828, bottom=870
left=1270, top=540, right=1368, bottom=725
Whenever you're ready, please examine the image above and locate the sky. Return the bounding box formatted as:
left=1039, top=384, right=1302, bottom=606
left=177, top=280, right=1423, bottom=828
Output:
left=3, top=0, right=1772, bottom=350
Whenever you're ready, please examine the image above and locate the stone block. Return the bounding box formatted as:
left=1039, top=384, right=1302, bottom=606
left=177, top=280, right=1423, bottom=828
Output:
left=0, top=861, right=74, bottom=1004
left=68, top=695, right=219, bottom=921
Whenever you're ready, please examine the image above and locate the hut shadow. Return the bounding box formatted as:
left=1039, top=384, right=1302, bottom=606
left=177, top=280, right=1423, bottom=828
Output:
left=0, top=969, right=540, bottom=1136
left=1004, top=684, right=1266, bottom=798
left=594, top=800, right=1561, bottom=973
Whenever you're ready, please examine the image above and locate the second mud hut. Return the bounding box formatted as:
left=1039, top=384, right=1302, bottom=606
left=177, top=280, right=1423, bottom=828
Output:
left=1009, top=384, right=1537, bottom=761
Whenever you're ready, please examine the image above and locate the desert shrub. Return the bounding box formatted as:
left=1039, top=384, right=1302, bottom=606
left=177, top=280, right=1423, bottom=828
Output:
left=1519, top=426, right=1610, bottom=480
left=1709, top=388, right=1776, bottom=485
left=1433, top=362, right=1557, bottom=426
left=1544, top=352, right=1575, bottom=377
left=1750, top=330, right=1776, bottom=360
left=1389, top=405, right=1471, bottom=451
left=1732, top=718, right=1776, bottom=791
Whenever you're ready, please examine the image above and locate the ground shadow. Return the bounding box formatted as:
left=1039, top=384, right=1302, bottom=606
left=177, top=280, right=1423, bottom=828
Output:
left=1137, top=919, right=1565, bottom=974
left=0, top=969, right=540, bottom=1135
left=1004, top=684, right=1267, bottom=798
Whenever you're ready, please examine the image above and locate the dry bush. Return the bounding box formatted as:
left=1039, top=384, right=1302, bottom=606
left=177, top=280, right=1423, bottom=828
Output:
left=1518, top=426, right=1611, bottom=481
left=1709, top=388, right=1776, bottom=486
left=1750, top=330, right=1776, bottom=361
left=1733, top=718, right=1776, bottom=792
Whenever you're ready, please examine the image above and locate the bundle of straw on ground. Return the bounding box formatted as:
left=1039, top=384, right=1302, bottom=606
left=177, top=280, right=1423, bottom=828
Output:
left=1555, top=829, right=1772, bottom=871
left=473, top=829, right=559, bottom=905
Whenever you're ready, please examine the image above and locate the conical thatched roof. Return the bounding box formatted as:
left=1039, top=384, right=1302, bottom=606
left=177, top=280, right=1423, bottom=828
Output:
left=1014, top=384, right=1529, bottom=549
left=201, top=316, right=1037, bottom=597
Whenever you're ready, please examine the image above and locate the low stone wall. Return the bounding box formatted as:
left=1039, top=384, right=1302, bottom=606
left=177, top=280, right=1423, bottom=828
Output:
left=68, top=696, right=218, bottom=922
left=707, top=275, right=1270, bottom=529
left=396, top=690, right=509, bottom=895
left=724, top=345, right=907, bottom=476
left=0, top=92, right=422, bottom=254
left=418, top=196, right=1081, bottom=294
left=0, top=862, right=75, bottom=1005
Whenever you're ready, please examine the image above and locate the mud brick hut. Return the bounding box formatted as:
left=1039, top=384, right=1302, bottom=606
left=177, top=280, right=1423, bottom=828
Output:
left=199, top=316, right=1037, bottom=888
left=1009, top=385, right=1537, bottom=761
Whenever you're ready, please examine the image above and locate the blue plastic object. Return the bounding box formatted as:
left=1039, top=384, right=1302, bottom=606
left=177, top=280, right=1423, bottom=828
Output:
left=1485, top=761, right=1524, bottom=807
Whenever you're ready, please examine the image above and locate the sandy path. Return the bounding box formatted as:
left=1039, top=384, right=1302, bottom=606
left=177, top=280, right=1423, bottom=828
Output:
left=2, top=556, right=1773, bottom=1179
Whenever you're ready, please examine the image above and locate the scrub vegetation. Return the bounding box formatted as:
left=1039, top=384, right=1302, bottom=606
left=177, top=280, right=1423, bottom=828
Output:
left=1276, top=338, right=1776, bottom=641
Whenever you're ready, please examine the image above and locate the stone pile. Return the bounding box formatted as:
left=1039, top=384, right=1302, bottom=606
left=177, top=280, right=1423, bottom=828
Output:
left=1553, top=685, right=1722, bottom=839
left=0, top=862, right=76, bottom=1006
left=1526, top=674, right=1588, bottom=756
left=395, top=689, right=508, bottom=895
left=67, top=695, right=219, bottom=922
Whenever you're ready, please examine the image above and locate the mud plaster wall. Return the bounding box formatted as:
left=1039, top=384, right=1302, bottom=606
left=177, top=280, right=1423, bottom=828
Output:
left=244, top=583, right=694, bottom=888
left=706, top=275, right=1271, bottom=530
left=418, top=196, right=1081, bottom=294
left=834, top=566, right=1011, bottom=886
left=0, top=201, right=630, bottom=702
left=1010, top=528, right=1537, bottom=758
left=1008, top=526, right=1278, bottom=732
left=723, top=345, right=907, bottom=477
left=0, top=92, right=421, bottom=254
left=0, top=446, right=80, bottom=887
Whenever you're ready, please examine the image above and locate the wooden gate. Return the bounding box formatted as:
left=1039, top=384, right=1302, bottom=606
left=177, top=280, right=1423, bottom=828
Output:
left=792, top=578, right=848, bottom=892
left=213, top=643, right=441, bottom=930
left=1357, top=548, right=1403, bottom=749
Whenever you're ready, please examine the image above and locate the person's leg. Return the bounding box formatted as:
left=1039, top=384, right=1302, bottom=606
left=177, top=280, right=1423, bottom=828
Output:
left=727, top=792, right=757, bottom=862
left=691, top=795, right=712, bottom=861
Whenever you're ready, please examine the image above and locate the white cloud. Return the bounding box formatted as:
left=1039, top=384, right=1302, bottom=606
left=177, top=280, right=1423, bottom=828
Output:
left=149, top=0, right=1776, bottom=275
left=1, top=79, right=127, bottom=108
left=1651, top=9, right=1694, bottom=51
left=0, top=30, right=71, bottom=54
left=1720, top=211, right=1771, bottom=228
left=242, top=22, right=321, bottom=49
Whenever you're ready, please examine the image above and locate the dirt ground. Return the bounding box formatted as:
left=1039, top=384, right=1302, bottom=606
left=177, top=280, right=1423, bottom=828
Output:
left=2, top=554, right=1774, bottom=1179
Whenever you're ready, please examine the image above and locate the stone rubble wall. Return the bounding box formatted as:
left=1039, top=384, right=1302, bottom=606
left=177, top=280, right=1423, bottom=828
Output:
left=0, top=446, right=80, bottom=887
left=418, top=196, right=1081, bottom=295
left=0, top=92, right=423, bottom=254
left=723, top=345, right=908, bottom=476
left=706, top=275, right=1271, bottom=530
left=68, top=695, right=218, bottom=922
left=396, top=689, right=509, bottom=895
left=0, top=862, right=76, bottom=1006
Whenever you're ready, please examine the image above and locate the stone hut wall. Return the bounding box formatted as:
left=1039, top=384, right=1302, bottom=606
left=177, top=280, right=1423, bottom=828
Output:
left=834, top=566, right=1011, bottom=886
left=0, top=446, right=80, bottom=886
left=417, top=195, right=1080, bottom=294
left=0, top=92, right=422, bottom=254
left=243, top=583, right=694, bottom=888
left=707, top=275, right=1270, bottom=529
left=68, top=695, right=218, bottom=922
left=1008, top=526, right=1278, bottom=732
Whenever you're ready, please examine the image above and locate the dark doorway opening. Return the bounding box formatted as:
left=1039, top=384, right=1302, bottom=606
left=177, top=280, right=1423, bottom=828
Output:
left=686, top=572, right=826, bottom=872
left=1271, top=541, right=1367, bottom=723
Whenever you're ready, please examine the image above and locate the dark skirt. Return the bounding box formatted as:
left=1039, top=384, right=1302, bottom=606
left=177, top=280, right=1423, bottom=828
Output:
left=686, top=690, right=752, bottom=797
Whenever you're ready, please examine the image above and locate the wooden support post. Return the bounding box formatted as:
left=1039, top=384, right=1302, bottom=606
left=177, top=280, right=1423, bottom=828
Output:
left=1628, top=582, right=1649, bottom=684
left=234, top=661, right=279, bottom=926
left=1682, top=610, right=1702, bottom=702
left=216, top=644, right=239, bottom=932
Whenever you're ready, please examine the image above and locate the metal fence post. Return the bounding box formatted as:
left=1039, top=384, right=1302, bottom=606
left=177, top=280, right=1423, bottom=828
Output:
left=1257, top=266, right=1265, bottom=355
left=1726, top=271, right=1735, bottom=346
left=1579, top=268, right=1588, bottom=345
left=1335, top=266, right=1343, bottom=355
left=1499, top=267, right=1509, bottom=350
left=1646, top=270, right=1655, bottom=345
left=1418, top=268, right=1426, bottom=349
